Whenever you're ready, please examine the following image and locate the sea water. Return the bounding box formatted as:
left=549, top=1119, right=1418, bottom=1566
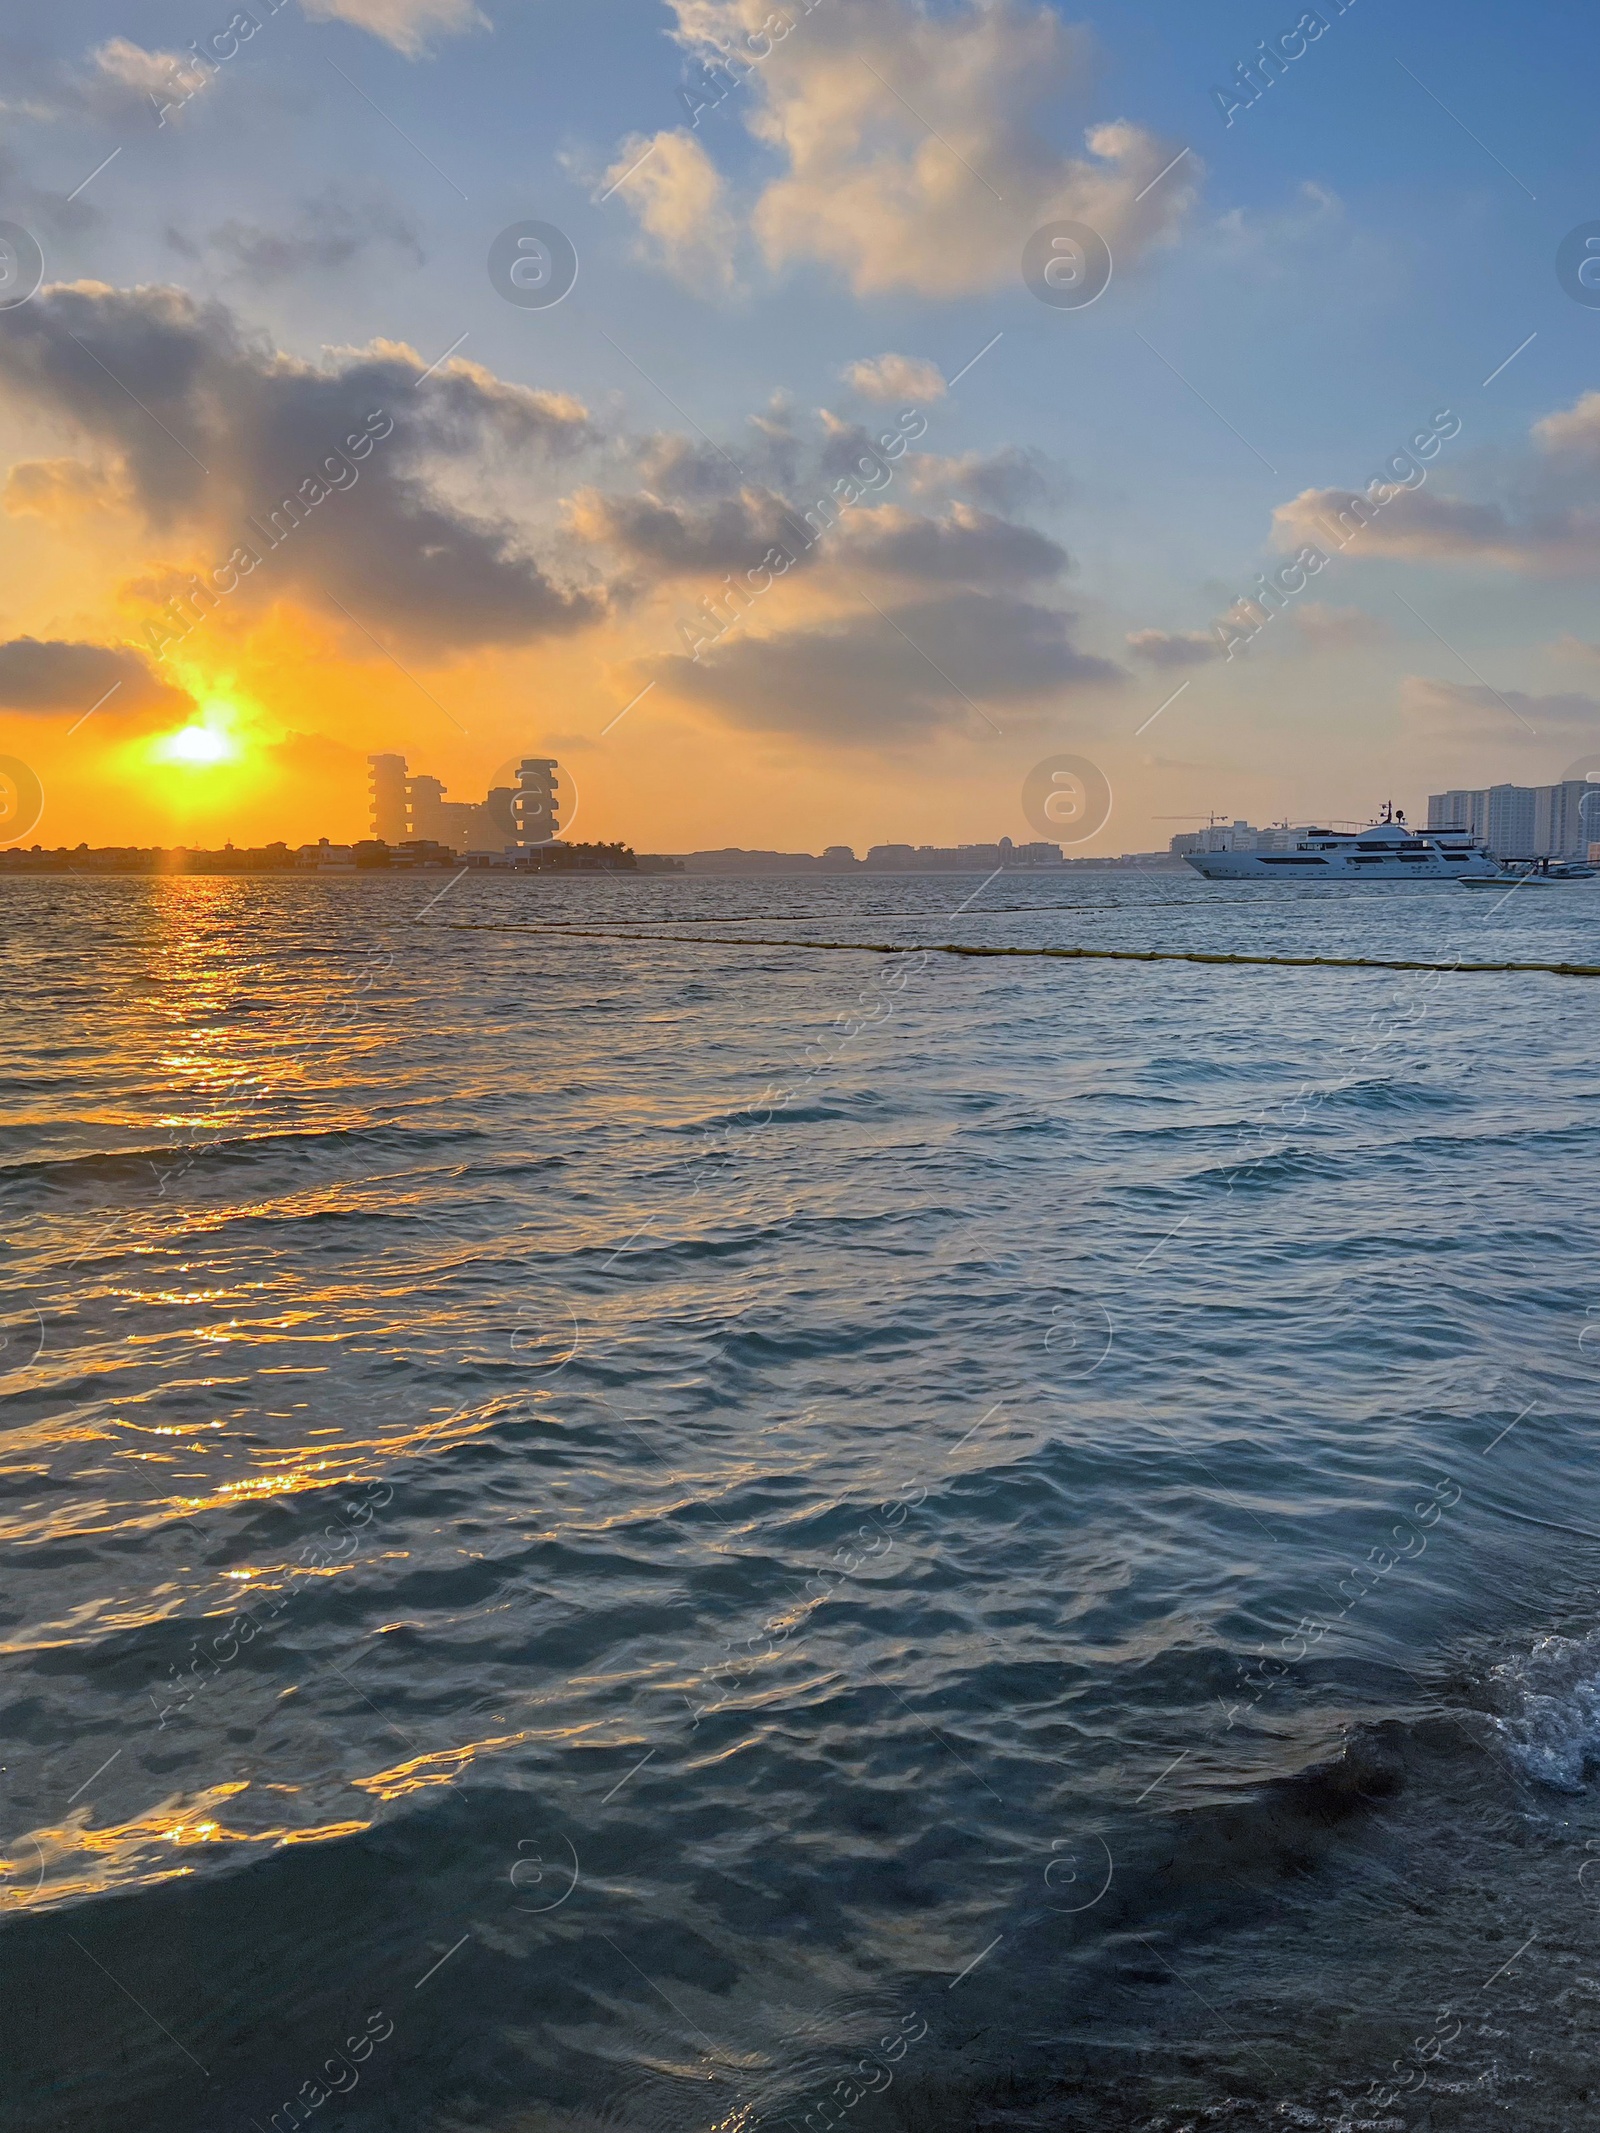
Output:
left=5, top=870, right=1600, bottom=2132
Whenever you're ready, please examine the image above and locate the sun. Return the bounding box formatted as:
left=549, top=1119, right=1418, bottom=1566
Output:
left=163, top=725, right=231, bottom=765
left=150, top=707, right=244, bottom=770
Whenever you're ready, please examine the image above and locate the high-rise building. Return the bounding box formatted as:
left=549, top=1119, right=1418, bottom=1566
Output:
left=1429, top=780, right=1599, bottom=858
left=512, top=759, right=560, bottom=847
left=1535, top=779, right=1600, bottom=861
left=368, top=754, right=409, bottom=843
left=1427, top=789, right=1484, bottom=836
left=406, top=773, right=449, bottom=843
left=368, top=755, right=562, bottom=853
left=1485, top=784, right=1537, bottom=858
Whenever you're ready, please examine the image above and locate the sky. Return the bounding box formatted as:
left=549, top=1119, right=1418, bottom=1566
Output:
left=1, top=0, right=1598, bottom=854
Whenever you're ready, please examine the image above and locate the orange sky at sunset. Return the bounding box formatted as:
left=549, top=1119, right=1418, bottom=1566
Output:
left=6, top=0, right=1600, bottom=857
left=0, top=365, right=1119, bottom=855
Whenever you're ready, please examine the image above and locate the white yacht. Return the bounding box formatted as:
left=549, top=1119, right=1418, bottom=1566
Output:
left=1184, top=806, right=1499, bottom=882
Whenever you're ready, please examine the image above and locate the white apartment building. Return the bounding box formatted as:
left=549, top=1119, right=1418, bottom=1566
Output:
left=1428, top=780, right=1598, bottom=859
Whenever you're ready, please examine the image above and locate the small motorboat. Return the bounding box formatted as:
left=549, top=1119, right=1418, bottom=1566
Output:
left=1460, top=856, right=1597, bottom=887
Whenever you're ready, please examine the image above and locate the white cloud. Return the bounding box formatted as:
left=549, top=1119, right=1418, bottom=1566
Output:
left=91, top=37, right=203, bottom=99
left=611, top=0, right=1198, bottom=299
left=599, top=130, right=738, bottom=295
left=1533, top=391, right=1600, bottom=459
left=843, top=354, right=946, bottom=404
left=297, top=0, right=487, bottom=58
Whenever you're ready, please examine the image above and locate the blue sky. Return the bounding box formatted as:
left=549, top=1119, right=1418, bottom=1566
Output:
left=1, top=0, right=1597, bottom=850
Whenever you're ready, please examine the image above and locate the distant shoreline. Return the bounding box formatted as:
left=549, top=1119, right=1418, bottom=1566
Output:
left=0, top=844, right=1187, bottom=878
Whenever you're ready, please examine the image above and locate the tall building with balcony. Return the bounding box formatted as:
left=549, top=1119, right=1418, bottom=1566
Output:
left=512, top=759, right=560, bottom=848
left=368, top=755, right=561, bottom=853
left=368, top=754, right=409, bottom=843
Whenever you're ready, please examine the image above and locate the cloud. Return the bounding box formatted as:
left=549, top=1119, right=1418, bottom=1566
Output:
left=0, top=638, right=193, bottom=717
left=613, top=0, right=1199, bottom=298
left=1126, top=627, right=1220, bottom=668
left=174, top=192, right=425, bottom=282
left=907, top=447, right=1065, bottom=515
left=631, top=431, right=755, bottom=501
left=837, top=502, right=1067, bottom=584
left=296, top=0, right=488, bottom=57
left=649, top=589, right=1122, bottom=741
left=569, top=481, right=1066, bottom=596
left=600, top=130, right=738, bottom=294
left=1269, top=390, right=1600, bottom=577
left=1289, top=602, right=1393, bottom=651
left=84, top=38, right=210, bottom=120
left=1129, top=600, right=1393, bottom=668
left=0, top=283, right=602, bottom=651
left=1398, top=676, right=1600, bottom=747
left=0, top=40, right=207, bottom=134
left=1202, top=180, right=1378, bottom=284
left=1533, top=392, right=1600, bottom=459
left=1271, top=485, right=1564, bottom=571
left=3, top=457, right=127, bottom=524
left=843, top=354, right=946, bottom=404
left=566, top=485, right=800, bottom=580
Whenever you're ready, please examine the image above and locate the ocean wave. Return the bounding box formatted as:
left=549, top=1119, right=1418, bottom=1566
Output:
left=1487, top=1626, right=1600, bottom=1790
left=0, top=1123, right=487, bottom=1190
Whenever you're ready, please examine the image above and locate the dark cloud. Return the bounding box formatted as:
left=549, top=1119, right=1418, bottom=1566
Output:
left=173, top=192, right=426, bottom=283
left=910, top=446, right=1066, bottom=516
left=573, top=486, right=1065, bottom=595
left=840, top=505, right=1067, bottom=585
left=1274, top=485, right=1544, bottom=569
left=650, top=591, right=1122, bottom=742
left=1271, top=394, right=1600, bottom=577
left=0, top=637, right=193, bottom=716
left=631, top=432, right=751, bottom=502
left=568, top=485, right=801, bottom=579
left=817, top=411, right=900, bottom=485
left=617, top=409, right=1069, bottom=586
left=0, top=282, right=602, bottom=649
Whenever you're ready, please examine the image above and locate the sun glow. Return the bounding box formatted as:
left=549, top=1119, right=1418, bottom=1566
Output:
left=156, top=724, right=235, bottom=766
